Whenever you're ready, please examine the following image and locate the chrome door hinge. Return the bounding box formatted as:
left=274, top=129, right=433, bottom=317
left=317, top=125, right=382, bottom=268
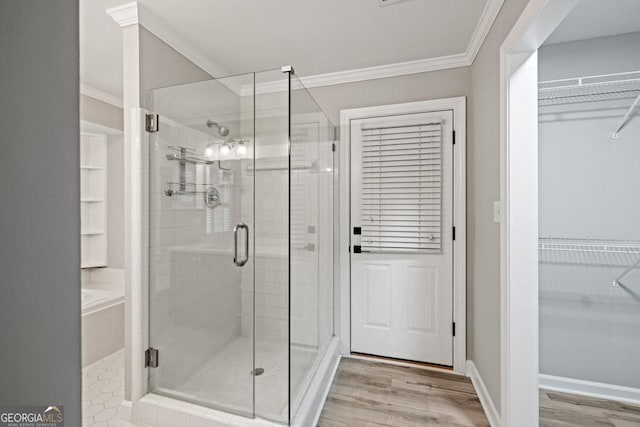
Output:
left=145, top=113, right=159, bottom=133
left=452, top=226, right=456, bottom=241
left=452, top=130, right=456, bottom=145
left=145, top=347, right=159, bottom=368
left=452, top=322, right=456, bottom=337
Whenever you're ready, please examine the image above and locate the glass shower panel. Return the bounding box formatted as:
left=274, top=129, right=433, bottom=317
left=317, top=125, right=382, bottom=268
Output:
left=289, top=75, right=335, bottom=420
left=147, top=73, right=256, bottom=416
left=252, top=69, right=291, bottom=423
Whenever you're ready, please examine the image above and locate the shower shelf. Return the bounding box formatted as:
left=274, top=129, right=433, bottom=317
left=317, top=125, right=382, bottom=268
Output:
left=166, top=153, right=214, bottom=165
left=164, top=182, right=210, bottom=196
left=246, top=161, right=317, bottom=173
left=538, top=237, right=640, bottom=254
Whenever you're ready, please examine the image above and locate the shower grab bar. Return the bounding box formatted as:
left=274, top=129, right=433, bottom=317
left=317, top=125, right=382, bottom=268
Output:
left=612, top=254, right=640, bottom=287
left=233, top=223, right=249, bottom=267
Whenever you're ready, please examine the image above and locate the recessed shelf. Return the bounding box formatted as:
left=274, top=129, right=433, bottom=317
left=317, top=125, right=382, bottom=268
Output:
left=81, top=262, right=107, bottom=269
left=81, top=132, right=107, bottom=269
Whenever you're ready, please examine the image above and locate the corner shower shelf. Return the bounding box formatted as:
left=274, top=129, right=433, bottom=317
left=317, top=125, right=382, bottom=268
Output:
left=80, top=132, right=107, bottom=269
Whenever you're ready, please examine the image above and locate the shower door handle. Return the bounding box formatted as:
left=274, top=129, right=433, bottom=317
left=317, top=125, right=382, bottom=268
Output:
left=233, top=223, right=249, bottom=267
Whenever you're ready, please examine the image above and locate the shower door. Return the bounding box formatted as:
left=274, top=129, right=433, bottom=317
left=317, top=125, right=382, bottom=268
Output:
left=146, top=74, right=256, bottom=416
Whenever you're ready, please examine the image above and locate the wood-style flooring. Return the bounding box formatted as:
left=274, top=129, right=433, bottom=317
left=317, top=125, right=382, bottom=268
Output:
left=540, top=389, right=640, bottom=427
left=317, top=357, right=489, bottom=426
left=317, top=357, right=640, bottom=426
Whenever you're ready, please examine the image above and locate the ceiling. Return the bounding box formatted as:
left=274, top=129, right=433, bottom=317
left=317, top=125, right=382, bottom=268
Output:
left=81, top=0, right=491, bottom=101
left=545, top=0, right=640, bottom=45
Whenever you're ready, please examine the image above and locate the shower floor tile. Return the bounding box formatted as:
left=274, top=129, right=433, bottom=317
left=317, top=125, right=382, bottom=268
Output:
left=171, top=337, right=317, bottom=422
left=175, top=337, right=288, bottom=421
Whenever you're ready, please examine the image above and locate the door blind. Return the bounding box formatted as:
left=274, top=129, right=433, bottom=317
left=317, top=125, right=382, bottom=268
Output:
left=359, top=120, right=443, bottom=253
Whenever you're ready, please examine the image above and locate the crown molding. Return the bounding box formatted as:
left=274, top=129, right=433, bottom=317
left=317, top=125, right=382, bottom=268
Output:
left=80, top=84, right=124, bottom=109
left=303, top=52, right=470, bottom=88
left=466, top=0, right=505, bottom=64
left=107, top=0, right=503, bottom=96
left=106, top=2, right=241, bottom=94
left=243, top=0, right=503, bottom=93
left=106, top=2, right=139, bottom=27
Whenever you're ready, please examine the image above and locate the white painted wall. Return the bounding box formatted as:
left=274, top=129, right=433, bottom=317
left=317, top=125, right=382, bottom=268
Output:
left=538, top=32, right=640, bottom=390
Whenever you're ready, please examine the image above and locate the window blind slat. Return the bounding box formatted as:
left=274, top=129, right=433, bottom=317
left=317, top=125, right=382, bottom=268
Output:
left=360, top=119, right=443, bottom=253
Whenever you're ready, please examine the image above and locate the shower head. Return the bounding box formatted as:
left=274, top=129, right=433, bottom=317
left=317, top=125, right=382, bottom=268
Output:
left=206, top=119, right=230, bottom=137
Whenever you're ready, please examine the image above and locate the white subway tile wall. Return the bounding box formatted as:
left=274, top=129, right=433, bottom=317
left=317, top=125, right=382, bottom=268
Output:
left=148, top=119, right=248, bottom=399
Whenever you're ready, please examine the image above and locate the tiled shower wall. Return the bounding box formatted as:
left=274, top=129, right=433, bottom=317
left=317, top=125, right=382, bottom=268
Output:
left=148, top=118, right=245, bottom=389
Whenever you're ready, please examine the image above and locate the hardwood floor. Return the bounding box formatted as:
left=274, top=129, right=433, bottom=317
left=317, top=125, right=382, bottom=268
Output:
left=317, top=357, right=489, bottom=426
left=317, top=357, right=640, bottom=426
left=539, top=389, right=640, bottom=427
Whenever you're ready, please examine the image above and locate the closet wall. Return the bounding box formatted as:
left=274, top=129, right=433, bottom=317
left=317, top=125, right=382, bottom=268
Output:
left=538, top=32, right=640, bottom=390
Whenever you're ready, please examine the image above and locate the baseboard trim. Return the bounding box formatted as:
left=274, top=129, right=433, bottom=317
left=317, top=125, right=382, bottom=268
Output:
left=539, top=374, right=640, bottom=405
left=466, top=360, right=500, bottom=427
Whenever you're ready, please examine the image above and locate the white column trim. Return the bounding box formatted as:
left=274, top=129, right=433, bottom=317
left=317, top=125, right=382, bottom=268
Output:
left=498, top=1, right=579, bottom=426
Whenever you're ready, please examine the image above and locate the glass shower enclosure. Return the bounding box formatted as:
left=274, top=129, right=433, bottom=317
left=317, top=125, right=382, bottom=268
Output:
left=146, top=68, right=335, bottom=423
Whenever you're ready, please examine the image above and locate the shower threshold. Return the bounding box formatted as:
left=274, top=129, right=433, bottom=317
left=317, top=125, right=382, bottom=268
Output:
left=132, top=338, right=340, bottom=427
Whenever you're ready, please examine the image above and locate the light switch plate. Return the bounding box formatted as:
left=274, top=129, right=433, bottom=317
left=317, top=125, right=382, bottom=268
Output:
left=493, top=201, right=501, bottom=224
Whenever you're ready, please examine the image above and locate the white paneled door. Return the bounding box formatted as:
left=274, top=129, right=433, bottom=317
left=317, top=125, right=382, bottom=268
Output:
left=350, top=111, right=454, bottom=366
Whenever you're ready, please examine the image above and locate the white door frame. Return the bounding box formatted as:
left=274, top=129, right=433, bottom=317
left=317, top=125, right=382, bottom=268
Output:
left=499, top=1, right=577, bottom=425
left=338, top=97, right=467, bottom=374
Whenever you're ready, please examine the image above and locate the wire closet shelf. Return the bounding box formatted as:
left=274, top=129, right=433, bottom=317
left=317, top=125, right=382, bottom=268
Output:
left=538, top=237, right=640, bottom=254
left=539, top=238, right=640, bottom=287
left=538, top=70, right=640, bottom=106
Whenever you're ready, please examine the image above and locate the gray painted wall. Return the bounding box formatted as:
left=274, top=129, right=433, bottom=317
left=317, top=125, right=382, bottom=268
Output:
left=307, top=67, right=470, bottom=125
left=0, top=0, right=81, bottom=424
left=469, top=0, right=530, bottom=411
left=140, top=26, right=211, bottom=108
left=538, top=33, right=640, bottom=388
left=80, top=95, right=123, bottom=131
